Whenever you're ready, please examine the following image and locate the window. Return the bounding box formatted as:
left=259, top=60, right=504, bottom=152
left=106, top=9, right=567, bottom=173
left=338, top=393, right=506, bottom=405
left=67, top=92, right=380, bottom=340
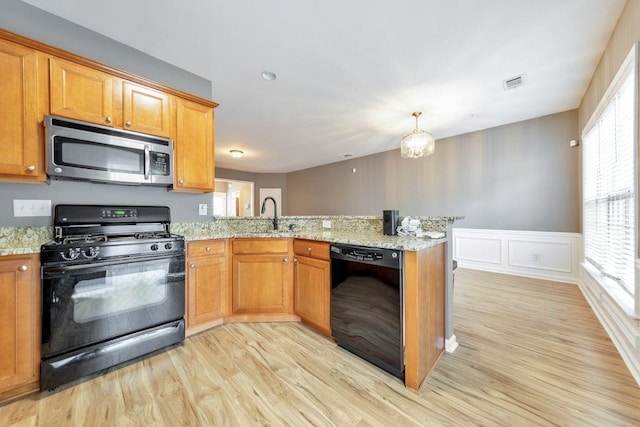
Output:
left=583, top=45, right=638, bottom=308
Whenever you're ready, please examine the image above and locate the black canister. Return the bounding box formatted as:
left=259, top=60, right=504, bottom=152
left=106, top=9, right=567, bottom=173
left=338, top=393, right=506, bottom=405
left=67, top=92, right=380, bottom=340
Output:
left=383, top=210, right=398, bottom=235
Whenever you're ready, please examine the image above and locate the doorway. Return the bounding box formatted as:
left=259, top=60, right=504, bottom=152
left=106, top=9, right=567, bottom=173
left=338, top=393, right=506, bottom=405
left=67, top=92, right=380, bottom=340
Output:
left=214, top=179, right=254, bottom=217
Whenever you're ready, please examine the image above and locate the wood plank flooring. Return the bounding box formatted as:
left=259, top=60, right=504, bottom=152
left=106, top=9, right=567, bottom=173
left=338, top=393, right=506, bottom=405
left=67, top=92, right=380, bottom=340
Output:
left=2, top=268, right=640, bottom=426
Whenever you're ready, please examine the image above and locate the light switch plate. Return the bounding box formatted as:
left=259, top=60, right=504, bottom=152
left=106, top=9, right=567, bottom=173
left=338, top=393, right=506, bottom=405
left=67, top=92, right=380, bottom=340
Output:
left=13, top=199, right=52, bottom=217
left=198, top=204, right=208, bottom=215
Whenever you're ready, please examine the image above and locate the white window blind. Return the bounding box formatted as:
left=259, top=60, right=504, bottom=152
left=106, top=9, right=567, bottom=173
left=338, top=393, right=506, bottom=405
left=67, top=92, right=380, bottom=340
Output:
left=583, top=68, right=636, bottom=297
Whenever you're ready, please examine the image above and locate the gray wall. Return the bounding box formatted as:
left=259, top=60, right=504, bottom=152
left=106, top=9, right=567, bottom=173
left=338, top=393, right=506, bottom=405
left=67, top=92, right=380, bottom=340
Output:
left=286, top=110, right=580, bottom=233
left=0, top=0, right=215, bottom=226
left=0, top=0, right=212, bottom=98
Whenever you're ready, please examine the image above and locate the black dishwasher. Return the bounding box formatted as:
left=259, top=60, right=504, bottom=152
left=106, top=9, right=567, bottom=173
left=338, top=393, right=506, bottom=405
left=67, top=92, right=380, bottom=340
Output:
left=330, top=244, right=404, bottom=379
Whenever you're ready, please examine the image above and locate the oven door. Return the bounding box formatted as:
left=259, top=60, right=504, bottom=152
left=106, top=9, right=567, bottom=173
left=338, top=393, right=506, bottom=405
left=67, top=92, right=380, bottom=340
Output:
left=41, top=253, right=185, bottom=358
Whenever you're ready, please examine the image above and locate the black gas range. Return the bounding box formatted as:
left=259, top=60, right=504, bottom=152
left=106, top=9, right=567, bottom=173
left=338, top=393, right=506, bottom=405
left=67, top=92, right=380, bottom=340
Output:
left=41, top=205, right=185, bottom=265
left=40, top=205, right=186, bottom=390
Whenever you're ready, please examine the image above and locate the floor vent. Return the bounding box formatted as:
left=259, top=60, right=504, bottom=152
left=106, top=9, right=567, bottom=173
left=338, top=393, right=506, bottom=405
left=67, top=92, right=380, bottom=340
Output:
left=502, top=74, right=526, bottom=90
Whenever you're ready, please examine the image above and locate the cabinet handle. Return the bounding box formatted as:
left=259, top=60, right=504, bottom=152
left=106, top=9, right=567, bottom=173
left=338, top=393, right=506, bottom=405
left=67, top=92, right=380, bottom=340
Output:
left=105, top=116, right=112, bottom=123
left=18, top=265, right=28, bottom=271
left=190, top=264, right=196, bottom=269
left=27, top=165, right=36, bottom=171
left=283, top=257, right=289, bottom=263
left=125, top=121, right=132, bottom=127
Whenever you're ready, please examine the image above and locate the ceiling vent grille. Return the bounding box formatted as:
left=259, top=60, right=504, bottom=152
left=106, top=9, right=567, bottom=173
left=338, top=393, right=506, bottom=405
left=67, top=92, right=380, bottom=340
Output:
left=502, top=74, right=526, bottom=90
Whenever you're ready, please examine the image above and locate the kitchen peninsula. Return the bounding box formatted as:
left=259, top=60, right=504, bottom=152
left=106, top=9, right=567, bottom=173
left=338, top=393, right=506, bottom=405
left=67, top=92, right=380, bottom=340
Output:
left=0, top=214, right=460, bottom=401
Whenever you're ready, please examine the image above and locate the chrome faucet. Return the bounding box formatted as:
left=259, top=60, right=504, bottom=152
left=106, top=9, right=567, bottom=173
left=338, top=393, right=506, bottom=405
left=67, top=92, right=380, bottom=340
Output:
left=260, top=196, right=278, bottom=230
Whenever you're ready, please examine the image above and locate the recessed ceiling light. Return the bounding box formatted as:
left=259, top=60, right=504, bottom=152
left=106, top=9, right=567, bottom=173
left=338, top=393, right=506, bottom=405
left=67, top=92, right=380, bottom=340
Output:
left=261, top=71, right=277, bottom=81
left=230, top=150, right=244, bottom=158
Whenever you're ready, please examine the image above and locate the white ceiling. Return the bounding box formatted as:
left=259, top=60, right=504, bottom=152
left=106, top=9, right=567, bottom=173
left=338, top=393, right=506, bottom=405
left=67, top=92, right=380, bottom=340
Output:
left=23, top=0, right=626, bottom=173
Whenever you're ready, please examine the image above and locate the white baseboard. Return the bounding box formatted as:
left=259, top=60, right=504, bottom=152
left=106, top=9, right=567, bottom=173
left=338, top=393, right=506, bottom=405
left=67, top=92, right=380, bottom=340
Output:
left=578, top=268, right=640, bottom=386
left=445, top=334, right=458, bottom=353
left=453, top=228, right=582, bottom=284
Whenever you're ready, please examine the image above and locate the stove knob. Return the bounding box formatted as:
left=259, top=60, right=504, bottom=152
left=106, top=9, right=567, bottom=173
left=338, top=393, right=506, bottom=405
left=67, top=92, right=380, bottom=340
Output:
left=164, top=242, right=173, bottom=250
left=60, top=248, right=80, bottom=261
left=150, top=243, right=159, bottom=251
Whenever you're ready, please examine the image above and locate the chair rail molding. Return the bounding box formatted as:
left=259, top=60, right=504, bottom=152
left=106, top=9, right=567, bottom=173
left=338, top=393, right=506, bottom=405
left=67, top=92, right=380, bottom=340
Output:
left=452, top=228, right=582, bottom=284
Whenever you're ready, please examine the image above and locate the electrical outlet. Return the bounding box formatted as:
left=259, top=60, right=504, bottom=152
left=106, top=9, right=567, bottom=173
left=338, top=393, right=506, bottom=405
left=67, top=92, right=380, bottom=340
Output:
left=13, top=199, right=51, bottom=217
left=531, top=253, right=541, bottom=262
left=198, top=204, right=208, bottom=215
left=323, top=220, right=332, bottom=228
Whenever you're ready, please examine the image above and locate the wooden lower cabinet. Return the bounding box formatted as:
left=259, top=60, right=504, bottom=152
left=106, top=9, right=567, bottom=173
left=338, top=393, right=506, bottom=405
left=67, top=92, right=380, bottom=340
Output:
left=186, top=240, right=228, bottom=335
left=231, top=239, right=293, bottom=315
left=404, top=244, right=446, bottom=391
left=293, top=240, right=331, bottom=336
left=0, top=254, right=40, bottom=402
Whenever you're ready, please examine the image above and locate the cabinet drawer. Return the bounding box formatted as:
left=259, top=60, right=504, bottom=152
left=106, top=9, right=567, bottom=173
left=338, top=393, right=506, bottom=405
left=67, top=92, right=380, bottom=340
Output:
left=232, top=239, right=289, bottom=255
left=188, top=239, right=226, bottom=257
left=294, top=239, right=330, bottom=261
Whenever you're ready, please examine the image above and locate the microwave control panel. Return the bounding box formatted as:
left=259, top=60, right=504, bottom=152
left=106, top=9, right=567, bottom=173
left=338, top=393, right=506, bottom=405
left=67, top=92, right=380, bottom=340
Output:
left=150, top=152, right=170, bottom=176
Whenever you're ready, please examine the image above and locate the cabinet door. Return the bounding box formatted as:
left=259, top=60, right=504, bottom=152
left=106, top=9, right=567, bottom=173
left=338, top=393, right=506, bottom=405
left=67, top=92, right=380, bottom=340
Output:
left=0, top=255, right=39, bottom=398
left=232, top=254, right=291, bottom=314
left=122, top=81, right=172, bottom=137
left=294, top=256, right=331, bottom=336
left=187, top=254, right=227, bottom=328
left=174, top=98, right=214, bottom=192
left=49, top=57, right=114, bottom=126
left=0, top=39, right=44, bottom=181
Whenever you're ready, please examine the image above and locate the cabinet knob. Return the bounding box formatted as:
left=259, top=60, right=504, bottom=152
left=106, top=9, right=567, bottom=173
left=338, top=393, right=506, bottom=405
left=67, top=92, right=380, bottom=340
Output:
left=283, top=257, right=289, bottom=263
left=125, top=121, right=132, bottom=127
left=27, top=165, right=36, bottom=171
left=178, top=180, right=184, bottom=185
left=307, top=247, right=312, bottom=253
left=190, top=264, right=195, bottom=269
left=18, top=265, right=28, bottom=271
left=293, top=258, right=298, bottom=263
left=206, top=247, right=211, bottom=252
left=105, top=116, right=112, bottom=123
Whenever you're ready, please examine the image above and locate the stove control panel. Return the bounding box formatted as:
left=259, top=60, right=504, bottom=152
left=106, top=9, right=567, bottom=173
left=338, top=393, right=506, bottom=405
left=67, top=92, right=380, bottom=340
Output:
left=101, top=208, right=139, bottom=218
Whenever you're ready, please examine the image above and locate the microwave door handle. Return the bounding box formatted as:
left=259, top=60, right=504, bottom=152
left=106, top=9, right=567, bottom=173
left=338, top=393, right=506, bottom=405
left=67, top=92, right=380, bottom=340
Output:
left=144, top=145, right=151, bottom=180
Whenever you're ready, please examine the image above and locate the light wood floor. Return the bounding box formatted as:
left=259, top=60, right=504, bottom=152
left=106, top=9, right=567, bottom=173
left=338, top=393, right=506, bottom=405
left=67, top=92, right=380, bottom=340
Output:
left=2, top=268, right=640, bottom=426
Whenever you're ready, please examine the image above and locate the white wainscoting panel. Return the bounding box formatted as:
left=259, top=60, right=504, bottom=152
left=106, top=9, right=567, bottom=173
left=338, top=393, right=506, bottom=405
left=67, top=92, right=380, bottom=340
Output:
left=453, top=228, right=582, bottom=284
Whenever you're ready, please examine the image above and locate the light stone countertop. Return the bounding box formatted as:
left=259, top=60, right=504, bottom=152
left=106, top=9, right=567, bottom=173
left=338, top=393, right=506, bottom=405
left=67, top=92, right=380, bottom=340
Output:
left=0, top=228, right=446, bottom=256
left=0, top=214, right=461, bottom=256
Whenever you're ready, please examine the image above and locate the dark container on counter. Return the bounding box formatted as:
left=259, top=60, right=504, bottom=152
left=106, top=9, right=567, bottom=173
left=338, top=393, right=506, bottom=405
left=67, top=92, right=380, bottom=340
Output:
left=383, top=210, right=399, bottom=236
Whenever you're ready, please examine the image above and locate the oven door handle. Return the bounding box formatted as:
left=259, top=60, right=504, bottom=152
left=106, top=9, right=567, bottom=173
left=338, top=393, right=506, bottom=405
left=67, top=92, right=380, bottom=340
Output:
left=42, top=254, right=184, bottom=276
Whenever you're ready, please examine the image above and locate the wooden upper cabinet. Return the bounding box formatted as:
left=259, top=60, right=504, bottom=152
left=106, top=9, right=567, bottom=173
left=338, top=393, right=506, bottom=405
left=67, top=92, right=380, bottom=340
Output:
left=49, top=57, right=115, bottom=126
left=174, top=97, right=215, bottom=192
left=0, top=39, right=45, bottom=182
left=122, top=81, right=172, bottom=137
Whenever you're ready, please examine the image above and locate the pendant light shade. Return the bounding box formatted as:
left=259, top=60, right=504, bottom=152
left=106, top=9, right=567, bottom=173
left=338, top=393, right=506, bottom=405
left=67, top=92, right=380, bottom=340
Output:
left=401, top=112, right=435, bottom=158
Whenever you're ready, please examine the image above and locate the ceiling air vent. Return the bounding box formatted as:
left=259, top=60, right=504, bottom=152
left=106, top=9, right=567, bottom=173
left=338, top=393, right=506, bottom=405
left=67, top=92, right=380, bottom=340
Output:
left=502, top=74, right=526, bottom=91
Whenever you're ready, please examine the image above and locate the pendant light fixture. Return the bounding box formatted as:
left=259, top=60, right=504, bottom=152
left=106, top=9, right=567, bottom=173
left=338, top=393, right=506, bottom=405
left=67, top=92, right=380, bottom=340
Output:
left=400, top=112, right=435, bottom=158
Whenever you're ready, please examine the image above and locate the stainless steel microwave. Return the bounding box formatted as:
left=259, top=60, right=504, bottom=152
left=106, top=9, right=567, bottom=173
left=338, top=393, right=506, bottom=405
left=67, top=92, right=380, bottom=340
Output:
left=45, top=115, right=174, bottom=186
